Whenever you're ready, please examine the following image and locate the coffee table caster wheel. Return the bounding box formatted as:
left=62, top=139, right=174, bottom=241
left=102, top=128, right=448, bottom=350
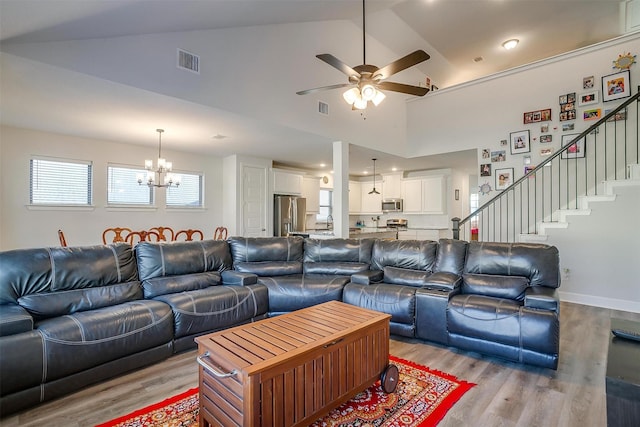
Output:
left=381, top=363, right=399, bottom=393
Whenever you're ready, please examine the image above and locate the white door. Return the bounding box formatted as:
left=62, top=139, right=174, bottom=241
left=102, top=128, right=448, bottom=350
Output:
left=242, top=165, right=268, bottom=237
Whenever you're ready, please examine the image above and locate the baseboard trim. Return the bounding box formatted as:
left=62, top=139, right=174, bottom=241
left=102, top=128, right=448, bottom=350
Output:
left=559, top=291, right=640, bottom=314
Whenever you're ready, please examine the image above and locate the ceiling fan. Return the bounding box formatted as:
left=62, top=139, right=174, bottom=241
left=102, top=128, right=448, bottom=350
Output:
left=296, top=0, right=430, bottom=110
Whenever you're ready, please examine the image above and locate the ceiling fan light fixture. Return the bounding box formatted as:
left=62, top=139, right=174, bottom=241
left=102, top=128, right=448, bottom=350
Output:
left=343, top=87, right=360, bottom=104
left=360, top=84, right=377, bottom=101
left=353, top=97, right=368, bottom=110
left=371, top=89, right=386, bottom=106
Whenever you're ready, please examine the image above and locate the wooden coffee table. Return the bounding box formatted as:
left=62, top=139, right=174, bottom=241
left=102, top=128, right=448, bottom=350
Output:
left=195, top=300, right=393, bottom=427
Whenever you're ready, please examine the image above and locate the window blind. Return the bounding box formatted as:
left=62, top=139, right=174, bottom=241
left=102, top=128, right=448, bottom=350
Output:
left=30, top=158, right=92, bottom=205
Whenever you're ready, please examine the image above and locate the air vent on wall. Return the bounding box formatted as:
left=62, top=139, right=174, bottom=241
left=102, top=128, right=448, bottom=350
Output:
left=318, top=101, right=329, bottom=115
left=177, top=48, right=200, bottom=74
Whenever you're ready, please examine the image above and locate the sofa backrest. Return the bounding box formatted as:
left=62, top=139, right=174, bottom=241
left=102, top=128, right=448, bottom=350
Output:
left=135, top=240, right=232, bottom=298
left=0, top=244, right=140, bottom=318
left=367, top=239, right=436, bottom=286
left=435, top=239, right=468, bottom=275
left=462, top=242, right=560, bottom=299
left=228, top=236, right=304, bottom=276
left=303, top=238, right=374, bottom=275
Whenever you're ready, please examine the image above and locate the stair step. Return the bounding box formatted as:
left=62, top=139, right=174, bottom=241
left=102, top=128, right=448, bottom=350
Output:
left=557, top=209, right=590, bottom=222
left=518, top=233, right=548, bottom=243
left=579, top=194, right=616, bottom=208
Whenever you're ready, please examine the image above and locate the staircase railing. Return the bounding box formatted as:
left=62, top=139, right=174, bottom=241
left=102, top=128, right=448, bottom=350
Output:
left=453, top=86, right=640, bottom=242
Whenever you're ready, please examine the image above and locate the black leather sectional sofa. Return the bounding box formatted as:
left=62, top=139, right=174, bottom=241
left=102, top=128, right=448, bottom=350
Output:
left=0, top=236, right=561, bottom=416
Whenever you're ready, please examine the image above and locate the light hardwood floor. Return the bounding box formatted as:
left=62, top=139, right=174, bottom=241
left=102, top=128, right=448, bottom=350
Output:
left=2, top=302, right=639, bottom=427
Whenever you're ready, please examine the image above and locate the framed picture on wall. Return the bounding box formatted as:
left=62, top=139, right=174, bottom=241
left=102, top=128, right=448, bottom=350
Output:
left=561, top=134, right=586, bottom=159
left=509, top=130, right=530, bottom=155
left=495, top=167, right=514, bottom=190
left=578, top=90, right=599, bottom=106
left=602, top=70, right=631, bottom=102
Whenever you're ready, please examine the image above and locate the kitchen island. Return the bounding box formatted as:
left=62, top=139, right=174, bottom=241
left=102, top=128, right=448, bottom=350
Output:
left=349, top=227, right=397, bottom=239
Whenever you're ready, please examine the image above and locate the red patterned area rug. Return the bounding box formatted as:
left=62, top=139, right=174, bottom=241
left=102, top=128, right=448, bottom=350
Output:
left=95, top=355, right=475, bottom=427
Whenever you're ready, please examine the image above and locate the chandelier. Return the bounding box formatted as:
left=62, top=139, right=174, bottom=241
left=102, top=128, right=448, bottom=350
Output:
left=137, top=129, right=180, bottom=188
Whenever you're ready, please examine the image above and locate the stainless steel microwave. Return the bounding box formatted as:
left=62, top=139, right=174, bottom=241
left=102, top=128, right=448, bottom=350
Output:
left=382, top=198, right=403, bottom=213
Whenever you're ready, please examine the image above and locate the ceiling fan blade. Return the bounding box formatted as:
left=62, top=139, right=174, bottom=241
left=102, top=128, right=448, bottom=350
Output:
left=316, top=54, right=361, bottom=78
left=296, top=83, right=353, bottom=96
left=377, top=81, right=429, bottom=97
left=373, top=50, right=430, bottom=80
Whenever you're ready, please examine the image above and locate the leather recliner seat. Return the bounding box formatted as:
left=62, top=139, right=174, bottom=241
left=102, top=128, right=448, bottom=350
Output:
left=228, top=236, right=374, bottom=315
left=135, top=240, right=269, bottom=352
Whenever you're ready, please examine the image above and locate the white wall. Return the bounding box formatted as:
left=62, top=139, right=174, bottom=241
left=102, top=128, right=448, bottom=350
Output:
left=405, top=33, right=640, bottom=312
left=0, top=125, right=224, bottom=250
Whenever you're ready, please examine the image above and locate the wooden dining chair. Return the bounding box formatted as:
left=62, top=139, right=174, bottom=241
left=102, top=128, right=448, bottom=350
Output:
left=125, top=230, right=161, bottom=245
left=58, top=229, right=68, bottom=247
left=149, top=226, right=175, bottom=242
left=102, top=227, right=132, bottom=244
left=174, top=229, right=205, bottom=242
left=213, top=226, right=228, bottom=240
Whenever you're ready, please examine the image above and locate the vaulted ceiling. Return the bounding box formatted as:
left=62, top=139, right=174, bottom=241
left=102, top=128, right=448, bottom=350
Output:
left=0, top=0, right=634, bottom=175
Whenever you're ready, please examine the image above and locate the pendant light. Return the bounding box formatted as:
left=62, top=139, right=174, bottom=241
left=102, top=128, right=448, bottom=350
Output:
left=368, top=158, right=380, bottom=194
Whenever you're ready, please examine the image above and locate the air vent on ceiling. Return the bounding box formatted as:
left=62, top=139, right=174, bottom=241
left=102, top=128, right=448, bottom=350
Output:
left=177, top=48, right=200, bottom=74
left=318, top=101, right=329, bottom=115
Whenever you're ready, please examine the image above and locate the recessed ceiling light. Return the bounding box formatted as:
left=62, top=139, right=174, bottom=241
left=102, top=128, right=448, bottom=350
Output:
left=473, top=56, right=484, bottom=63
left=363, top=171, right=368, bottom=175
left=391, top=167, right=398, bottom=171
left=320, top=163, right=326, bottom=167
left=212, top=133, right=227, bottom=140
left=502, top=39, right=519, bottom=50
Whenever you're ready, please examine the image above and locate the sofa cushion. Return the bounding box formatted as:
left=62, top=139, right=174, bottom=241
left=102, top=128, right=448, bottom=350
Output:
left=153, top=284, right=269, bottom=338
left=435, top=239, right=468, bottom=275
left=135, top=240, right=232, bottom=281
left=142, top=272, right=221, bottom=299
left=235, top=261, right=303, bottom=276
left=19, top=281, right=143, bottom=318
left=342, top=282, right=416, bottom=327
left=257, top=274, right=347, bottom=313
left=382, top=266, right=431, bottom=287
left=0, top=244, right=138, bottom=309
left=303, top=262, right=369, bottom=276
left=464, top=242, right=560, bottom=288
left=371, top=239, right=437, bottom=272
left=35, top=300, right=173, bottom=382
left=462, top=273, right=528, bottom=301
left=229, top=236, right=304, bottom=263
left=304, top=238, right=374, bottom=261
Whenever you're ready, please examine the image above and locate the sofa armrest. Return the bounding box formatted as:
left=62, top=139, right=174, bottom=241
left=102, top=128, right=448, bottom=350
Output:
left=524, top=286, right=559, bottom=312
left=350, top=270, right=383, bottom=285
left=221, top=270, right=258, bottom=286
left=0, top=304, right=34, bottom=337
left=423, top=271, right=462, bottom=291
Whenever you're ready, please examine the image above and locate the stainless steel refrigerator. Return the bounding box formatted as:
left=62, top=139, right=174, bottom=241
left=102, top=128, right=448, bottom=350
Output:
left=274, top=195, right=306, bottom=236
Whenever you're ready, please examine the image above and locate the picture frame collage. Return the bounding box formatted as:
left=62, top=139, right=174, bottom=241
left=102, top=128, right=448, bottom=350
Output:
left=479, top=55, right=632, bottom=194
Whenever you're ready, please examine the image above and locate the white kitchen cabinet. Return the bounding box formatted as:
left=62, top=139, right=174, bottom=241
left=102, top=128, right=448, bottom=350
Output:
left=382, top=173, right=402, bottom=199
left=360, top=183, right=382, bottom=214
left=398, top=229, right=441, bottom=241
left=397, top=230, right=416, bottom=240
left=349, top=181, right=361, bottom=214
left=302, top=177, right=320, bottom=213
left=401, top=176, right=446, bottom=214
left=273, top=170, right=303, bottom=195
left=401, top=179, right=423, bottom=213
left=422, top=176, right=445, bottom=214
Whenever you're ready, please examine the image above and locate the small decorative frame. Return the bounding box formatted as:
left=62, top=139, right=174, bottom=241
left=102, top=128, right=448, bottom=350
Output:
left=495, top=167, right=514, bottom=190
left=491, top=150, right=506, bottom=162
left=523, top=108, right=552, bottom=124
left=602, top=70, right=631, bottom=102
left=583, top=108, right=601, bottom=121
left=540, top=134, right=552, bottom=143
left=509, top=130, right=530, bottom=155
left=561, top=134, right=586, bottom=159
left=540, top=147, right=554, bottom=156
left=578, top=90, right=599, bottom=106
left=480, top=163, right=491, bottom=176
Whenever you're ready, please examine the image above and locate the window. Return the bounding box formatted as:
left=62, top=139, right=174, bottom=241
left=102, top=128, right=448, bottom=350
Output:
left=469, top=193, right=479, bottom=229
left=30, top=157, right=92, bottom=205
left=107, top=165, right=153, bottom=205
left=166, top=172, right=204, bottom=208
left=316, top=189, right=333, bottom=222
